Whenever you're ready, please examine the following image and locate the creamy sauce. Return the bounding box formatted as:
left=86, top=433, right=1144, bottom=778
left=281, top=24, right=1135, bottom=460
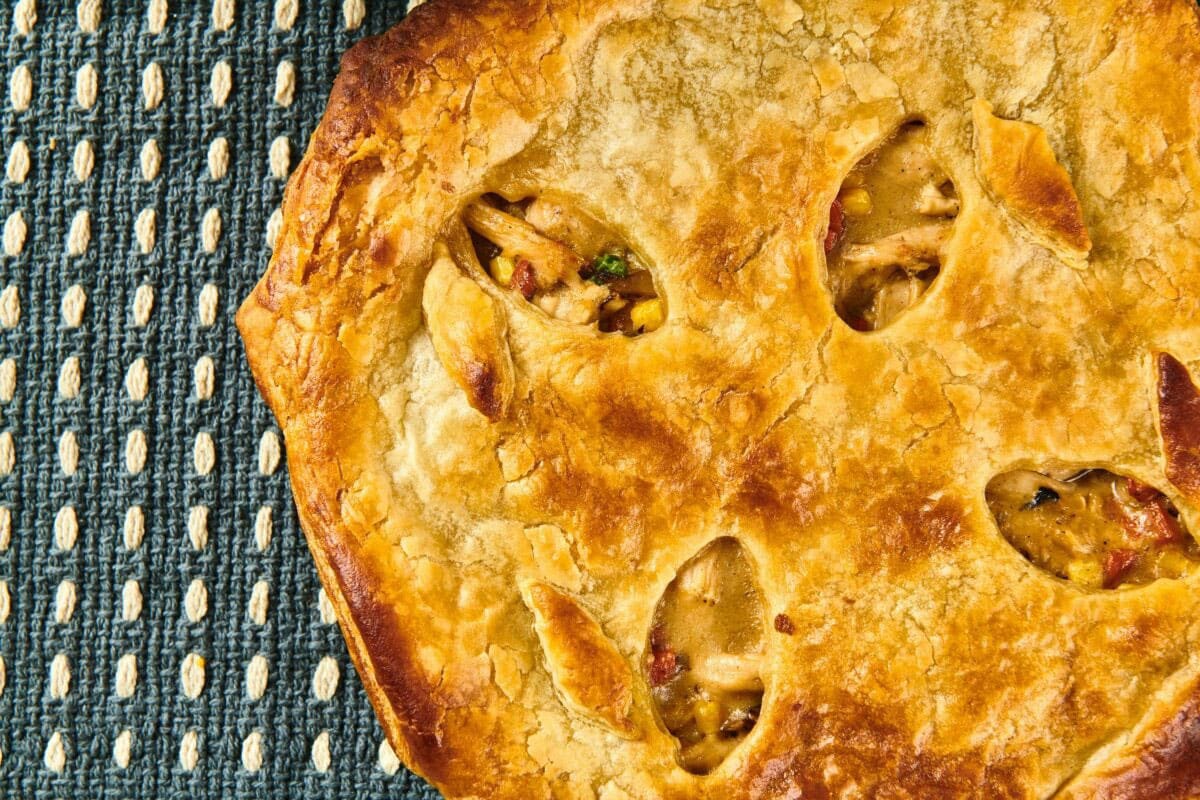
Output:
left=827, top=122, right=957, bottom=330
left=986, top=469, right=1199, bottom=588
left=647, top=538, right=764, bottom=774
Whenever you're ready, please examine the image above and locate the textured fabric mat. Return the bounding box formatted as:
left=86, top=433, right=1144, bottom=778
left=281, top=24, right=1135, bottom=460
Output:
left=0, top=1, right=438, bottom=797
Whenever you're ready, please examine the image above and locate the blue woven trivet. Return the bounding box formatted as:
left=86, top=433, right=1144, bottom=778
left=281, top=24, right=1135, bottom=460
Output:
left=0, top=1, right=438, bottom=797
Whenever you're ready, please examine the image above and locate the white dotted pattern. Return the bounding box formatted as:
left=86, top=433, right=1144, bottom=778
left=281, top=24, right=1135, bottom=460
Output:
left=122, top=579, right=143, bottom=622
left=72, top=139, right=93, bottom=181
left=211, top=60, right=232, bottom=107
left=133, top=284, right=155, bottom=326
left=54, top=506, right=78, bottom=551
left=208, top=137, right=229, bottom=180
left=180, top=653, right=206, bottom=699
left=246, top=654, right=269, bottom=700
left=58, top=430, right=79, bottom=475
left=188, top=505, right=209, bottom=551
left=242, top=730, right=264, bottom=772
left=248, top=580, right=269, bottom=625
left=75, top=63, right=97, bottom=110
left=136, top=207, right=156, bottom=253
left=312, top=730, right=332, bottom=772
left=53, top=581, right=76, bottom=624
left=113, top=729, right=133, bottom=768
left=140, top=139, right=161, bottom=181
left=186, top=578, right=209, bottom=623
left=61, top=284, right=87, bottom=326
left=179, top=730, right=200, bottom=771
left=66, top=209, right=90, bottom=256
left=44, top=731, right=66, bottom=773
left=14, top=0, right=36, bottom=36
left=148, top=0, right=167, bottom=34
left=6, top=140, right=29, bottom=183
left=58, top=357, right=81, bottom=399
left=276, top=0, right=298, bottom=31
left=3, top=210, right=26, bottom=256
left=255, top=505, right=273, bottom=551
left=126, top=357, right=149, bottom=401
left=123, top=506, right=145, bottom=551
left=10, top=64, right=32, bottom=112
left=115, top=654, right=138, bottom=699
left=48, top=653, right=70, bottom=699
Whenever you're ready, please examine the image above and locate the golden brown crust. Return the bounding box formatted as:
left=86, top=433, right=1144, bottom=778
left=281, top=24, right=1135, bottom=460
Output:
left=237, top=0, right=1200, bottom=796
left=1057, top=675, right=1200, bottom=800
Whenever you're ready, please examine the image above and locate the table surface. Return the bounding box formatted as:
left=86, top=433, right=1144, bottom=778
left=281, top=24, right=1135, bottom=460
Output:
left=0, top=1, right=439, bottom=797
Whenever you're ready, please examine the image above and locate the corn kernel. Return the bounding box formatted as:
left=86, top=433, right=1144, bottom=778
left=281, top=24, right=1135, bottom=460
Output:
left=629, top=298, right=664, bottom=332
left=1066, top=559, right=1102, bottom=588
left=694, top=698, right=722, bottom=735
left=840, top=187, right=873, bottom=217
left=489, top=255, right=515, bottom=287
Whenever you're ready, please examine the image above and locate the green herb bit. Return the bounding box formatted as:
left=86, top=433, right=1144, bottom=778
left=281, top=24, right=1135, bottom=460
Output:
left=587, top=253, right=629, bottom=284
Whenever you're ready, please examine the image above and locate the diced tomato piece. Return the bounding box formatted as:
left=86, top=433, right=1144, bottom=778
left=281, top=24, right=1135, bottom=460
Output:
left=511, top=258, right=537, bottom=300
left=1143, top=498, right=1185, bottom=543
left=649, top=624, right=668, bottom=651
left=824, top=199, right=845, bottom=254
left=647, top=625, right=679, bottom=686
left=847, top=315, right=872, bottom=332
left=1106, top=495, right=1185, bottom=544
left=648, top=647, right=678, bottom=687
left=1103, top=548, right=1139, bottom=589
left=1124, top=477, right=1162, bottom=504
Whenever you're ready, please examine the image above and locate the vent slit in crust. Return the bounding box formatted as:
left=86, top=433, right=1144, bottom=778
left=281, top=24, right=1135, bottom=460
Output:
left=986, top=467, right=1199, bottom=588
left=825, top=121, right=958, bottom=331
left=464, top=193, right=664, bottom=335
left=646, top=537, right=765, bottom=774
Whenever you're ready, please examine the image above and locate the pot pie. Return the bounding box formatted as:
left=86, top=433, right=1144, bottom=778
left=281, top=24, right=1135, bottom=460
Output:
left=236, top=0, right=1200, bottom=796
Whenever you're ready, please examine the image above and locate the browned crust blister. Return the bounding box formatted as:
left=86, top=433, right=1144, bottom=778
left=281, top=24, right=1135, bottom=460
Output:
left=238, top=0, right=1200, bottom=797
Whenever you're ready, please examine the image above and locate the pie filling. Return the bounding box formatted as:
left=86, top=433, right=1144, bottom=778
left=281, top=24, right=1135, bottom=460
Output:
left=646, top=538, right=765, bottom=774
left=463, top=194, right=663, bottom=335
left=825, top=121, right=958, bottom=331
left=986, top=468, right=1200, bottom=588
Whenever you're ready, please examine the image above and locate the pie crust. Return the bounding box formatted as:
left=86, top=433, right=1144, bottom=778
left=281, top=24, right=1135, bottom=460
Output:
left=237, top=1, right=1200, bottom=796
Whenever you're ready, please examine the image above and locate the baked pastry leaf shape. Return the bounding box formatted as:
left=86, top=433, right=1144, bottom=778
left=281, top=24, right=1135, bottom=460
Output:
left=972, top=99, right=1092, bottom=258
left=422, top=245, right=515, bottom=420
left=235, top=0, right=1200, bottom=796
left=1157, top=352, right=1200, bottom=502
left=522, top=581, right=640, bottom=739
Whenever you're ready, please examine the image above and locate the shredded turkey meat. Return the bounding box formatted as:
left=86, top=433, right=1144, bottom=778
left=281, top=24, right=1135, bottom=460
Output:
left=916, top=182, right=960, bottom=216
left=840, top=223, right=950, bottom=276
left=462, top=199, right=583, bottom=289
